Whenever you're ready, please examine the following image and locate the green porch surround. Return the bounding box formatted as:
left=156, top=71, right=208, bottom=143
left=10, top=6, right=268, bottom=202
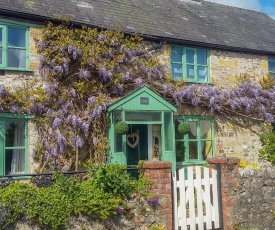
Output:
left=108, top=86, right=177, bottom=171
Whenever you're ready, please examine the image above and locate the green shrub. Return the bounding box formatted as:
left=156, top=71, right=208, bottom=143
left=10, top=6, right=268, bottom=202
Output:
left=114, top=121, right=129, bottom=135
left=27, top=185, right=73, bottom=229
left=0, top=183, right=35, bottom=228
left=259, top=125, right=275, bottom=165
left=178, top=121, right=191, bottom=134
left=89, top=164, right=136, bottom=197
left=73, top=181, right=121, bottom=219
left=0, top=164, right=154, bottom=229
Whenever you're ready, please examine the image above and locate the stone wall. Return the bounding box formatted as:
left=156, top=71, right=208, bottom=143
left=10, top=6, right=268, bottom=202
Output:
left=233, top=163, right=275, bottom=230
left=208, top=156, right=275, bottom=230
left=156, top=43, right=267, bottom=163
left=8, top=161, right=173, bottom=230
left=215, top=119, right=262, bottom=162
left=210, top=49, right=268, bottom=87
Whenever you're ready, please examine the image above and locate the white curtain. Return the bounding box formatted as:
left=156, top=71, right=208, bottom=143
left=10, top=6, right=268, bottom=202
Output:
left=11, top=123, right=25, bottom=174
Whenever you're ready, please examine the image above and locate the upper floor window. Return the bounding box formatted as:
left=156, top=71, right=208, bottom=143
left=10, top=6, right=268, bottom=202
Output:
left=0, top=20, right=29, bottom=70
left=171, top=46, right=210, bottom=83
left=268, top=57, right=275, bottom=77
left=175, top=116, right=214, bottom=165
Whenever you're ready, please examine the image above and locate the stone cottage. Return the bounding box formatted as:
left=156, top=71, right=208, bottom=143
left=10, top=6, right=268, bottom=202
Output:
left=0, top=0, right=275, bottom=175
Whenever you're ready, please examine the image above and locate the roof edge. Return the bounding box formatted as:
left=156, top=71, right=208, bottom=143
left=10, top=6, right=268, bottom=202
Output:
left=1, top=8, right=275, bottom=55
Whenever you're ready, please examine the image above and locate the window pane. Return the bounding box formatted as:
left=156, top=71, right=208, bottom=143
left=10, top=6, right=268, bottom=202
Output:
left=186, top=49, right=194, bottom=63
left=200, top=120, right=212, bottom=139
left=197, top=50, right=207, bottom=65
left=5, top=149, right=25, bottom=175
left=201, top=140, right=212, bottom=160
left=165, top=112, right=173, bottom=151
left=125, top=112, right=161, bottom=121
left=5, top=122, right=25, bottom=147
left=187, top=65, right=195, bottom=79
left=188, top=121, right=197, bottom=139
left=8, top=48, right=26, bottom=68
left=0, top=48, right=2, bottom=65
left=0, top=28, right=2, bottom=46
left=171, top=47, right=182, bottom=63
left=269, top=58, right=275, bottom=72
left=171, top=63, right=183, bottom=79
left=114, top=133, right=123, bottom=152
left=176, top=141, right=185, bottom=162
left=189, top=141, right=198, bottom=159
left=8, top=28, right=26, bottom=47
left=198, top=66, right=208, bottom=82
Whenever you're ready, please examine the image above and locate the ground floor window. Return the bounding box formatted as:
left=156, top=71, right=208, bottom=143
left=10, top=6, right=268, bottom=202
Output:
left=0, top=119, right=28, bottom=175
left=175, top=116, right=214, bottom=164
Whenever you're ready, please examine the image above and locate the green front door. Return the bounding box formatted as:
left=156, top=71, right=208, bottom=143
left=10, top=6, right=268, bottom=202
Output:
left=126, top=124, right=148, bottom=166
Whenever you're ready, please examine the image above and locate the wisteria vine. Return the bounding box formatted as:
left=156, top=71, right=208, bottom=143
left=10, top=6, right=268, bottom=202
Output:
left=0, top=22, right=274, bottom=172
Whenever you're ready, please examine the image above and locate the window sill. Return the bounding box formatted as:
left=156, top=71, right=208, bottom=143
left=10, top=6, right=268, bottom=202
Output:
left=0, top=67, right=34, bottom=72
left=185, top=81, right=214, bottom=85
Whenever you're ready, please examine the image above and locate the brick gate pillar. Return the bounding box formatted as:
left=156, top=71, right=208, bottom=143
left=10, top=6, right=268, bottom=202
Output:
left=143, top=161, right=173, bottom=230
left=207, top=156, right=240, bottom=230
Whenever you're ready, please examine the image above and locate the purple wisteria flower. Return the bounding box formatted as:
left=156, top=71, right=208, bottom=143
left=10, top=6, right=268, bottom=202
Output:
left=53, top=144, right=58, bottom=156
left=71, top=137, right=85, bottom=148
left=116, top=206, right=123, bottom=215
left=67, top=45, right=75, bottom=54
left=113, top=84, right=124, bottom=95
left=88, top=96, right=95, bottom=106
left=82, top=122, right=89, bottom=133
left=72, top=51, right=78, bottom=60
left=52, top=118, right=61, bottom=129
left=123, top=72, right=130, bottom=81
left=71, top=115, right=82, bottom=128
left=44, top=83, right=58, bottom=96
left=146, top=197, right=159, bottom=207
left=79, top=70, right=91, bottom=79
left=54, top=65, right=64, bottom=74
left=98, top=68, right=113, bottom=81
left=97, top=34, right=106, bottom=42
left=135, top=77, right=143, bottom=87
left=0, top=86, right=5, bottom=97
left=92, top=105, right=103, bottom=118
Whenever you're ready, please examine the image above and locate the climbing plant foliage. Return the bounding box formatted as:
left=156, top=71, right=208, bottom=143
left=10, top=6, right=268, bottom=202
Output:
left=33, top=22, right=167, bottom=171
left=0, top=22, right=274, bottom=170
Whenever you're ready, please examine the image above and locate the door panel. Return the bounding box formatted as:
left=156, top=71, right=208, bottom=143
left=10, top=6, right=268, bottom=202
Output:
left=126, top=124, right=148, bottom=166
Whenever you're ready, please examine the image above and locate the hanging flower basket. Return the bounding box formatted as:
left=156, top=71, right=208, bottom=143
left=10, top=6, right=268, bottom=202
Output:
left=114, top=121, right=129, bottom=135
left=178, top=121, right=191, bottom=134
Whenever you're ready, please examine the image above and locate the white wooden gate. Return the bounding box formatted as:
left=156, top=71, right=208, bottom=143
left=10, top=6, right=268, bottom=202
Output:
left=173, top=166, right=221, bottom=230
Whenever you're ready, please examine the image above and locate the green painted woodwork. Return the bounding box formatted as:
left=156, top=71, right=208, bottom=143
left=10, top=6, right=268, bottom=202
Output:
left=170, top=46, right=210, bottom=83
left=0, top=18, right=30, bottom=71
left=108, top=86, right=177, bottom=171
left=0, top=114, right=31, bottom=176
left=175, top=115, right=215, bottom=166
left=108, top=86, right=176, bottom=112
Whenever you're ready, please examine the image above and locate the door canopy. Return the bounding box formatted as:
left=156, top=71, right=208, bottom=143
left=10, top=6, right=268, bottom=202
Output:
left=108, top=86, right=176, bottom=113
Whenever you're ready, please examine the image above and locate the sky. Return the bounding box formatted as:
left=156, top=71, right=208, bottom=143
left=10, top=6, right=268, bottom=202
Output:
left=206, top=0, right=275, bottom=19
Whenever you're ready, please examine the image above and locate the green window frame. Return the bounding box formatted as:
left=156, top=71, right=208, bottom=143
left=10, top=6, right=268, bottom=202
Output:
left=268, top=57, right=275, bottom=77
left=0, top=19, right=30, bottom=71
left=175, top=116, right=215, bottom=165
left=0, top=114, right=30, bottom=176
left=171, top=46, right=210, bottom=83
